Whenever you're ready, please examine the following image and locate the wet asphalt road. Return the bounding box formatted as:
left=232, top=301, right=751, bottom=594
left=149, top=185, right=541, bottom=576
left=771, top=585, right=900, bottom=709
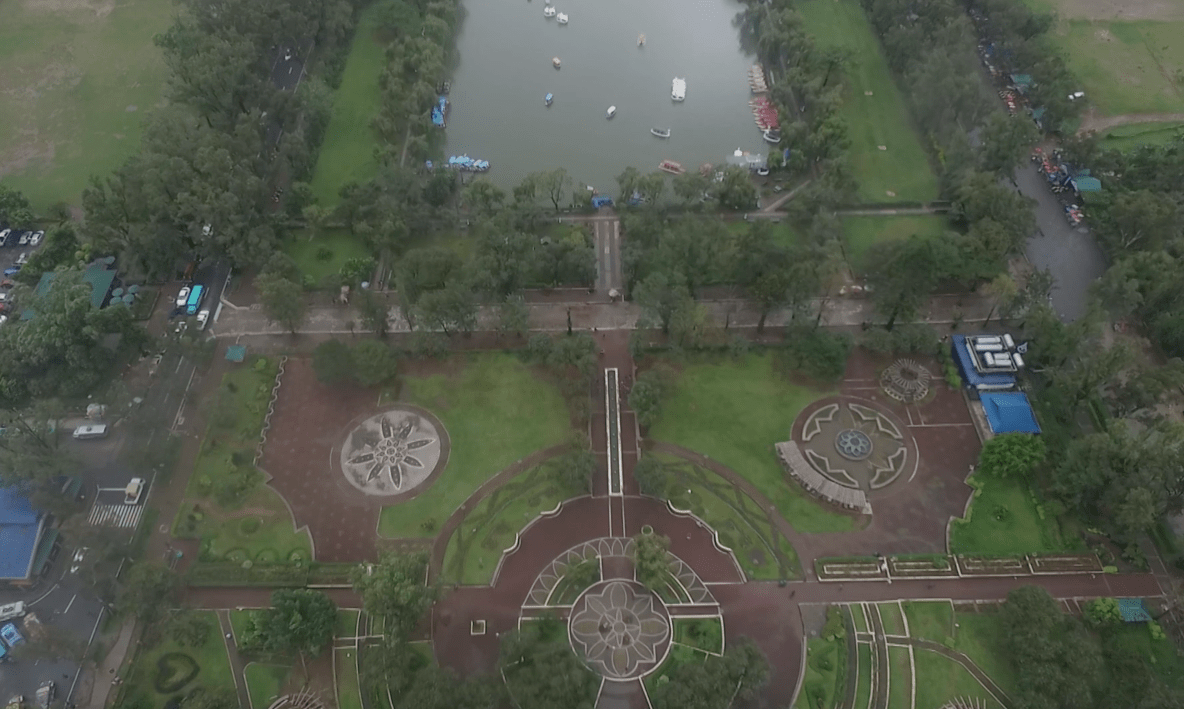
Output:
left=1016, top=163, right=1109, bottom=322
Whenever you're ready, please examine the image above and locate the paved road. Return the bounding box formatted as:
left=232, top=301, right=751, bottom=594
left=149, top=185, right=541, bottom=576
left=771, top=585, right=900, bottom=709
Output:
left=590, top=217, right=623, bottom=295
left=1016, top=164, right=1108, bottom=322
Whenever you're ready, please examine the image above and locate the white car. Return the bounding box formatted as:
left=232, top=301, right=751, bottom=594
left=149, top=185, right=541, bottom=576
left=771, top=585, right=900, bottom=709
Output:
left=0, top=601, right=24, bottom=622
left=17, top=232, right=30, bottom=246
left=176, top=286, right=190, bottom=307
left=29, top=230, right=44, bottom=246
left=0, top=229, right=9, bottom=245
left=196, top=309, right=209, bottom=331
left=124, top=478, right=144, bottom=505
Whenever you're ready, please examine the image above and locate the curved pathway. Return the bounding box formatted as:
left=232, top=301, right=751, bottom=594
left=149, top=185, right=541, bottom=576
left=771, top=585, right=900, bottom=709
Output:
left=893, top=638, right=1012, bottom=709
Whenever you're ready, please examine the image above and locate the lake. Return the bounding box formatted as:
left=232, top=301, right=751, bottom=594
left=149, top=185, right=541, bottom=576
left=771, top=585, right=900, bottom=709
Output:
left=444, top=0, right=766, bottom=196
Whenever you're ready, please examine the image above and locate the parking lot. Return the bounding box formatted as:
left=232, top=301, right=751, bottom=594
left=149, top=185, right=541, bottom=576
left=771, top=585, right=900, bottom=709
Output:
left=0, top=226, right=44, bottom=322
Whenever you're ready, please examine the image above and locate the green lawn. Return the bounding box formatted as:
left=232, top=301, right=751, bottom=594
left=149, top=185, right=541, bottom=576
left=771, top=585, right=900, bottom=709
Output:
left=378, top=353, right=574, bottom=538
left=853, top=643, right=873, bottom=709
left=797, top=0, right=940, bottom=203
left=1100, top=121, right=1184, bottom=151
left=659, top=456, right=801, bottom=580
left=850, top=604, right=868, bottom=634
left=440, top=455, right=584, bottom=584
left=913, top=650, right=1002, bottom=709
left=309, top=4, right=386, bottom=206
left=950, top=475, right=1065, bottom=556
left=245, top=663, right=291, bottom=709
left=951, top=612, right=1020, bottom=699
left=673, top=618, right=724, bottom=655
left=841, top=216, right=948, bottom=272
left=887, top=646, right=912, bottom=709
left=336, top=649, right=364, bottom=709
left=1105, top=624, right=1184, bottom=690
left=794, top=637, right=846, bottom=709
left=172, top=357, right=313, bottom=563
left=649, top=353, right=852, bottom=533
left=902, top=601, right=953, bottom=644
left=877, top=602, right=905, bottom=636
left=646, top=644, right=708, bottom=695
left=122, top=612, right=236, bottom=709
left=284, top=229, right=373, bottom=286
left=337, top=609, right=360, bottom=638
left=1053, top=19, right=1184, bottom=117
left=0, top=0, right=172, bottom=210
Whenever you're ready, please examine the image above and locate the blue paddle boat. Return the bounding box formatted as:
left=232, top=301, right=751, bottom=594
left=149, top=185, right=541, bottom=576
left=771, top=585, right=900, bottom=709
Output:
left=545, top=93, right=554, bottom=106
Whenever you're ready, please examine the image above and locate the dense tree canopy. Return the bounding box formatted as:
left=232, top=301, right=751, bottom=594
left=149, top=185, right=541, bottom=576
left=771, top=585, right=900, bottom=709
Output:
left=351, top=551, right=437, bottom=642
left=243, top=589, right=337, bottom=658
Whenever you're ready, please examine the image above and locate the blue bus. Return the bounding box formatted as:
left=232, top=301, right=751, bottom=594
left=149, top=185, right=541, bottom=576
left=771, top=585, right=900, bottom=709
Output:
left=185, top=284, right=205, bottom=315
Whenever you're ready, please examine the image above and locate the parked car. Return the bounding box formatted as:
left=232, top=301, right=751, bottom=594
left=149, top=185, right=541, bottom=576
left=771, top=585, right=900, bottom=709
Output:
left=0, top=602, right=24, bottom=623
left=0, top=280, right=12, bottom=289
left=14, top=253, right=28, bottom=265
left=175, top=286, right=190, bottom=307
left=125, top=477, right=144, bottom=505
left=0, top=229, right=9, bottom=246
left=196, top=309, right=210, bottom=331
left=34, top=683, right=52, bottom=709
left=29, top=231, right=44, bottom=246
left=3, top=266, right=20, bottom=277
left=17, top=232, right=30, bottom=246
left=0, top=622, right=24, bottom=647
left=70, top=548, right=88, bottom=574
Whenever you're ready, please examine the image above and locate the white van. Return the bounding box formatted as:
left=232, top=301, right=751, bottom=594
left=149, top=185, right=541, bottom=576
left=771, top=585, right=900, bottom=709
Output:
left=124, top=478, right=144, bottom=505
left=0, top=602, right=24, bottom=622
left=72, top=424, right=108, bottom=440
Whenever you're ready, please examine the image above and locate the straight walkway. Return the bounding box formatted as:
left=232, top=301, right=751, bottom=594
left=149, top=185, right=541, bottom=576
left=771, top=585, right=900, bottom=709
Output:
left=217, top=610, right=252, bottom=709
left=84, top=619, right=135, bottom=709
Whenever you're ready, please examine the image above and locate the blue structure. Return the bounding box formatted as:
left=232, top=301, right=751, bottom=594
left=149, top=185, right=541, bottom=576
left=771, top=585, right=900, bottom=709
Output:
left=431, top=95, right=449, bottom=127
left=0, top=486, right=47, bottom=584
left=591, top=196, right=614, bottom=209
left=1119, top=598, right=1153, bottom=623
left=980, top=392, right=1041, bottom=435
left=951, top=334, right=1022, bottom=391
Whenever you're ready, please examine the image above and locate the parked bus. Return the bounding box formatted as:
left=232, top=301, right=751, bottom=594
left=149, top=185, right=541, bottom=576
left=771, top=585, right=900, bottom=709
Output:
left=185, top=284, right=205, bottom=315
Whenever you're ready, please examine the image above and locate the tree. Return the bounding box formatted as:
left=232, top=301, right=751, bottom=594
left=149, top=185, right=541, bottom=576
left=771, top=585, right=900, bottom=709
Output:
left=351, top=552, right=437, bottom=642
left=351, top=340, right=398, bottom=387
left=117, top=562, right=179, bottom=626
left=415, top=280, right=478, bottom=336
left=1083, top=598, right=1122, bottom=628
left=256, top=271, right=306, bottom=333
left=977, top=433, right=1046, bottom=479
left=632, top=532, right=671, bottom=592
left=541, top=168, right=572, bottom=212
left=399, top=666, right=504, bottom=709
left=616, top=167, right=641, bottom=203
left=499, top=616, right=598, bottom=709
left=341, top=257, right=376, bottom=288
left=672, top=171, right=710, bottom=206
left=634, top=455, right=668, bottom=497
left=356, top=289, right=392, bottom=337
left=555, top=447, right=595, bottom=495
left=1001, top=586, right=1103, bottom=709
left=865, top=236, right=959, bottom=330
left=0, top=185, right=34, bottom=227
left=496, top=295, right=530, bottom=339
left=629, top=370, right=669, bottom=429
left=633, top=271, right=691, bottom=334
left=247, top=589, right=337, bottom=660
left=312, top=339, right=354, bottom=384
left=647, top=638, right=769, bottom=709
left=463, top=179, right=506, bottom=218
left=978, top=113, right=1040, bottom=176
left=1095, top=189, right=1180, bottom=254
left=715, top=166, right=759, bottom=211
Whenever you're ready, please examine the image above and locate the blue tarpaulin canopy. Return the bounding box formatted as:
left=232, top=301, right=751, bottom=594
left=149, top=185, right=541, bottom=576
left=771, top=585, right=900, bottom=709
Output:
left=980, top=392, right=1041, bottom=434
left=225, top=345, right=247, bottom=362
left=0, top=486, right=45, bottom=581
left=1119, top=598, right=1152, bottom=622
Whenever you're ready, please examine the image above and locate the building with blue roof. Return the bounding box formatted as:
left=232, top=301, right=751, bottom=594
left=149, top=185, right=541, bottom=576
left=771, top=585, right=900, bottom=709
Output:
left=0, top=485, right=49, bottom=585
left=979, top=392, right=1042, bottom=435
left=951, top=334, right=1024, bottom=392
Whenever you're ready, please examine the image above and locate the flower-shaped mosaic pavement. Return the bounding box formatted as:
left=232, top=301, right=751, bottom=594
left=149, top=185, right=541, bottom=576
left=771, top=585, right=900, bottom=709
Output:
left=339, top=409, right=442, bottom=496
left=797, top=399, right=916, bottom=491
left=569, top=581, right=671, bottom=680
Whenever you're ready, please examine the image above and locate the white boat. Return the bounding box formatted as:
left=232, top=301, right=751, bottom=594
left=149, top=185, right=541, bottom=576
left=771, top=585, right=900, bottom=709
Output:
left=672, top=77, right=686, bottom=101
left=556, top=12, right=568, bottom=23
left=543, top=5, right=556, bottom=17
left=650, top=127, right=671, bottom=138
left=606, top=105, right=616, bottom=119
left=552, top=57, right=561, bottom=68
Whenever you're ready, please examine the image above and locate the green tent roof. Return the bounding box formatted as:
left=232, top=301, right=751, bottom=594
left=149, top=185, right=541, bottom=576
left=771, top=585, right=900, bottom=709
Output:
left=1074, top=176, right=1103, bottom=192
left=1011, top=73, right=1033, bottom=87
left=24, top=263, right=117, bottom=320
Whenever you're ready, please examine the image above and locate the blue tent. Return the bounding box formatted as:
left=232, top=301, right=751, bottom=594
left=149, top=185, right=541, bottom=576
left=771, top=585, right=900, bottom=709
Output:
left=1119, top=598, right=1152, bottom=623
left=0, top=486, right=45, bottom=582
left=980, top=392, right=1041, bottom=435
left=951, top=335, right=1017, bottom=390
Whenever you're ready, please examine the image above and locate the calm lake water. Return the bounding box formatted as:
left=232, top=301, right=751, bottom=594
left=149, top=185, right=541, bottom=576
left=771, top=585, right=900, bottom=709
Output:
left=444, top=0, right=765, bottom=196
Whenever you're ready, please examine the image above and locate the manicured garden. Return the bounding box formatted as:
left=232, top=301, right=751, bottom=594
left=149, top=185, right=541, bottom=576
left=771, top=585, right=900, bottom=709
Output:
left=121, top=612, right=236, bottom=709
left=794, top=608, right=847, bottom=709
left=796, top=0, right=940, bottom=204
left=876, top=602, right=905, bottom=636
left=645, top=644, right=708, bottom=694
left=950, top=474, right=1066, bottom=556
left=841, top=215, right=948, bottom=272
left=335, top=649, right=364, bottom=709
left=648, top=352, right=853, bottom=533
left=440, top=453, right=588, bottom=584
left=337, top=609, right=361, bottom=638
left=245, top=663, right=291, bottom=709
left=887, top=646, right=912, bottom=709
left=913, top=651, right=1002, bottom=709
left=656, top=456, right=801, bottom=580
left=172, top=357, right=313, bottom=564
left=309, top=4, right=386, bottom=206
left=902, top=601, right=953, bottom=644
left=378, top=354, right=574, bottom=538
left=0, top=0, right=172, bottom=209
left=672, top=617, right=724, bottom=655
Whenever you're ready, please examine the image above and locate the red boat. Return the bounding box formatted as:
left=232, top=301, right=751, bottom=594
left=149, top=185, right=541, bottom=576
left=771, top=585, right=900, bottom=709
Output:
left=659, top=160, right=685, bottom=174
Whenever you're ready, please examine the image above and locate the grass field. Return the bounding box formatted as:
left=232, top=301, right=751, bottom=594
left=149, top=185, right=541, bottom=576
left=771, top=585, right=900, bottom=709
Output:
left=877, top=602, right=905, bottom=636
left=853, top=643, right=873, bottom=709
left=0, top=0, right=172, bottom=211
left=1054, top=19, right=1184, bottom=117
left=950, top=474, right=1065, bottom=556
left=336, top=649, right=364, bottom=709
left=123, top=612, right=236, bottom=709
left=797, top=0, right=940, bottom=204
left=950, top=613, right=1019, bottom=698
left=245, top=663, right=291, bottom=709
left=309, top=4, right=386, bottom=206
left=377, top=354, right=573, bottom=538
left=648, top=352, right=853, bottom=533
left=337, top=609, right=360, bottom=638
left=1100, top=121, right=1184, bottom=150
left=841, top=215, right=949, bottom=271
left=902, top=601, right=954, bottom=644
left=284, top=229, right=373, bottom=285
left=914, top=651, right=1003, bottom=709
left=887, top=646, right=912, bottom=709
left=794, top=636, right=846, bottom=709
